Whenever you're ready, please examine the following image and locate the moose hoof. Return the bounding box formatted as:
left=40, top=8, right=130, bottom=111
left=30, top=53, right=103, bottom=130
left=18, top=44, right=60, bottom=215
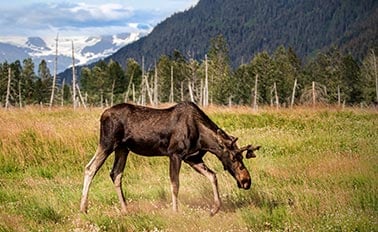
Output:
left=80, top=204, right=88, bottom=214
left=210, top=206, right=220, bottom=216
left=120, top=208, right=128, bottom=215
left=80, top=208, right=88, bottom=214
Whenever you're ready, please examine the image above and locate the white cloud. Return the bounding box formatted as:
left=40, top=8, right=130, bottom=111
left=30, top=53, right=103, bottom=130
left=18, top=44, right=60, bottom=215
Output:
left=68, top=3, right=133, bottom=20
left=0, top=0, right=199, bottom=39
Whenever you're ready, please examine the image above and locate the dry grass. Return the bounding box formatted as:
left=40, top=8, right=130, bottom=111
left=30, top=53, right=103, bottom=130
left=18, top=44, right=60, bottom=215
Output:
left=0, top=105, right=377, bottom=231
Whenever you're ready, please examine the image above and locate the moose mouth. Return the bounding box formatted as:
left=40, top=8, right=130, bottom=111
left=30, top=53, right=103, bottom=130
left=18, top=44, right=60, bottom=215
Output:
left=237, top=179, right=251, bottom=190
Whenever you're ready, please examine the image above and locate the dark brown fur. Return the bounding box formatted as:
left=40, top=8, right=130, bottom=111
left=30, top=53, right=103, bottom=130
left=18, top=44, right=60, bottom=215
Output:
left=80, top=101, right=259, bottom=215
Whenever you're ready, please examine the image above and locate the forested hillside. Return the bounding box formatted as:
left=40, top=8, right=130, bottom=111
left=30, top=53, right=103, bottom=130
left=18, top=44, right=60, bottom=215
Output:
left=109, top=0, right=377, bottom=67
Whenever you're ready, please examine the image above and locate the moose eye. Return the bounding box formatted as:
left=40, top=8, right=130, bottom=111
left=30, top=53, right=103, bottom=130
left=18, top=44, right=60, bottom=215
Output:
left=231, top=153, right=242, bottom=162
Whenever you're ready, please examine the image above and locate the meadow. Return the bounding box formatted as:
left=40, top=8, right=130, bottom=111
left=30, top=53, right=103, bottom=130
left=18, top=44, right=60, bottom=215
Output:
left=0, top=105, right=377, bottom=231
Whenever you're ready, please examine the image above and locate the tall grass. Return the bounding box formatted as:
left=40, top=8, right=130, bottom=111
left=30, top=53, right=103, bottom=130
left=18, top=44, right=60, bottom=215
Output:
left=0, top=106, right=377, bottom=231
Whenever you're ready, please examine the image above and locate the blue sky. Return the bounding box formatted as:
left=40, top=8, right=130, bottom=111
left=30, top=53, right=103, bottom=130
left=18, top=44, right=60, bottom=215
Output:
left=0, top=0, right=198, bottom=38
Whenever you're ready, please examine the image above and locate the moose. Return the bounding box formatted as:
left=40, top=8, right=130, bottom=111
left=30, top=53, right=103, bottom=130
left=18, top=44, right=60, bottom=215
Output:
left=80, top=101, right=260, bottom=216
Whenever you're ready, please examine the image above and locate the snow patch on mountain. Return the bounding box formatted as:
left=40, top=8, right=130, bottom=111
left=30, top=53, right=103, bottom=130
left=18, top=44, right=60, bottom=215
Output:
left=0, top=25, right=151, bottom=73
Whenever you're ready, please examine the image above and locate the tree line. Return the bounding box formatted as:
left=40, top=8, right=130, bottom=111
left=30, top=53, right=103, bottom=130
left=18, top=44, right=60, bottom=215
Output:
left=0, top=58, right=71, bottom=107
left=1, top=35, right=377, bottom=108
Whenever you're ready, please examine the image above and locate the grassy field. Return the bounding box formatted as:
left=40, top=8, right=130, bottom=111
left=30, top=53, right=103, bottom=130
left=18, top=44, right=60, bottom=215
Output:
left=0, top=105, right=377, bottom=231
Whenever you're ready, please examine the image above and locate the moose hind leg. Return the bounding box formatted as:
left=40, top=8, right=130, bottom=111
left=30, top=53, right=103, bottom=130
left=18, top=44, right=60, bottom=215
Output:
left=80, top=145, right=112, bottom=213
left=110, top=147, right=129, bottom=213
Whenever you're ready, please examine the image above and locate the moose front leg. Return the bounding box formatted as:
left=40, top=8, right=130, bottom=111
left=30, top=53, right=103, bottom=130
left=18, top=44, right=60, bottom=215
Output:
left=190, top=162, right=221, bottom=216
left=169, top=154, right=182, bottom=212
left=184, top=152, right=221, bottom=216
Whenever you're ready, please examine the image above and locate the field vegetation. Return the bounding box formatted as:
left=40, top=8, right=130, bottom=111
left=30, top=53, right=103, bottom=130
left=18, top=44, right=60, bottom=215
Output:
left=0, top=106, right=377, bottom=231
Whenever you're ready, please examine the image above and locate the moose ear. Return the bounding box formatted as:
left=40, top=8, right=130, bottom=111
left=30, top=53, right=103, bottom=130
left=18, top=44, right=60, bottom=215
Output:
left=246, top=150, right=256, bottom=159
left=253, top=145, right=261, bottom=151
left=231, top=137, right=238, bottom=146
left=245, top=145, right=261, bottom=159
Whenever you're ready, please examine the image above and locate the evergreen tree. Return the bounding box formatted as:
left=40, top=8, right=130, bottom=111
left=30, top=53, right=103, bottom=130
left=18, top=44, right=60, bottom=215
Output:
left=207, top=35, right=232, bottom=104
left=341, top=55, right=362, bottom=104
left=10, top=60, right=23, bottom=107
left=80, top=61, right=109, bottom=106
left=92, top=61, right=109, bottom=106
left=21, top=58, right=36, bottom=104
left=34, top=59, right=52, bottom=104
left=233, top=63, right=254, bottom=105
left=172, top=50, right=190, bottom=102
left=361, top=50, right=378, bottom=104
left=157, top=55, right=173, bottom=102
left=287, top=47, right=303, bottom=103
left=304, top=47, right=364, bottom=105
left=80, top=67, right=93, bottom=95
left=303, top=47, right=343, bottom=104
left=124, top=58, right=142, bottom=102
left=187, top=57, right=201, bottom=103
left=108, top=59, right=126, bottom=104
left=62, top=82, right=71, bottom=105
left=0, top=62, right=10, bottom=106
left=273, top=46, right=302, bottom=105
left=249, top=51, right=276, bottom=105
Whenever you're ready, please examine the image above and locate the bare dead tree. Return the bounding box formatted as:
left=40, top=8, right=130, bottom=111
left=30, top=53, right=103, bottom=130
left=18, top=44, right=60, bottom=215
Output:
left=200, top=78, right=203, bottom=105
left=154, top=60, right=158, bottom=106
left=100, top=89, right=104, bottom=108
left=72, top=40, right=77, bottom=110
left=290, top=78, right=297, bottom=108
left=124, top=69, right=134, bottom=103
left=110, top=80, right=115, bottom=106
left=372, top=50, right=378, bottom=102
left=270, top=82, right=279, bottom=108
left=252, top=74, right=258, bottom=110
left=49, top=33, right=58, bottom=108
left=144, top=74, right=153, bottom=105
left=18, top=79, right=22, bottom=108
left=140, top=78, right=146, bottom=106
left=61, top=78, right=65, bottom=106
left=337, top=85, right=341, bottom=106
left=180, top=81, right=184, bottom=102
left=188, top=80, right=194, bottom=102
left=203, top=54, right=209, bottom=107
left=170, top=65, right=174, bottom=103
left=312, top=81, right=316, bottom=107
left=132, top=83, right=135, bottom=103
left=300, top=81, right=328, bottom=106
left=139, top=56, right=148, bottom=106
left=153, top=60, right=159, bottom=106
left=5, top=67, right=11, bottom=109
left=76, top=84, right=87, bottom=108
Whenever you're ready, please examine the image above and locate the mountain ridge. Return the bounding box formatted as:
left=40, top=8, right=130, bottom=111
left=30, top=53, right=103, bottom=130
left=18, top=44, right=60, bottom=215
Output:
left=105, top=0, right=377, bottom=68
left=0, top=30, right=150, bottom=73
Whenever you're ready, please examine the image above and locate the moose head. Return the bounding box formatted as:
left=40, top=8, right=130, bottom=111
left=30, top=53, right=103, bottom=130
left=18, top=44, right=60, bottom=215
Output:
left=216, top=130, right=260, bottom=190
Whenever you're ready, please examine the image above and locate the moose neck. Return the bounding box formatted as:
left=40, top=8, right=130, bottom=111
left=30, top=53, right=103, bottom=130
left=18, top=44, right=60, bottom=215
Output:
left=199, top=126, right=228, bottom=159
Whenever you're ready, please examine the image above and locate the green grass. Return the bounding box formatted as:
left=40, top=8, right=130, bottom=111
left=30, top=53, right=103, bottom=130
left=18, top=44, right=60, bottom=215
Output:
left=0, top=106, right=377, bottom=231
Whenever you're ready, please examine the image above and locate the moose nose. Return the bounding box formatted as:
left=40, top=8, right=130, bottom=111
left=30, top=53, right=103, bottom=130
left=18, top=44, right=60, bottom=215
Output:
left=240, top=178, right=251, bottom=190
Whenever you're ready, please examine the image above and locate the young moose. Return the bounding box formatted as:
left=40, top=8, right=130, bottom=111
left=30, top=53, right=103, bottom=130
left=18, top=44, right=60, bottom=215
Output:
left=80, top=102, right=259, bottom=215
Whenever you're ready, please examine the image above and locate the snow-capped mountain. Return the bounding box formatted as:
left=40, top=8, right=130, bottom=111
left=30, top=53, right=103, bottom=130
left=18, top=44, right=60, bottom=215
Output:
left=0, top=30, right=149, bottom=73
